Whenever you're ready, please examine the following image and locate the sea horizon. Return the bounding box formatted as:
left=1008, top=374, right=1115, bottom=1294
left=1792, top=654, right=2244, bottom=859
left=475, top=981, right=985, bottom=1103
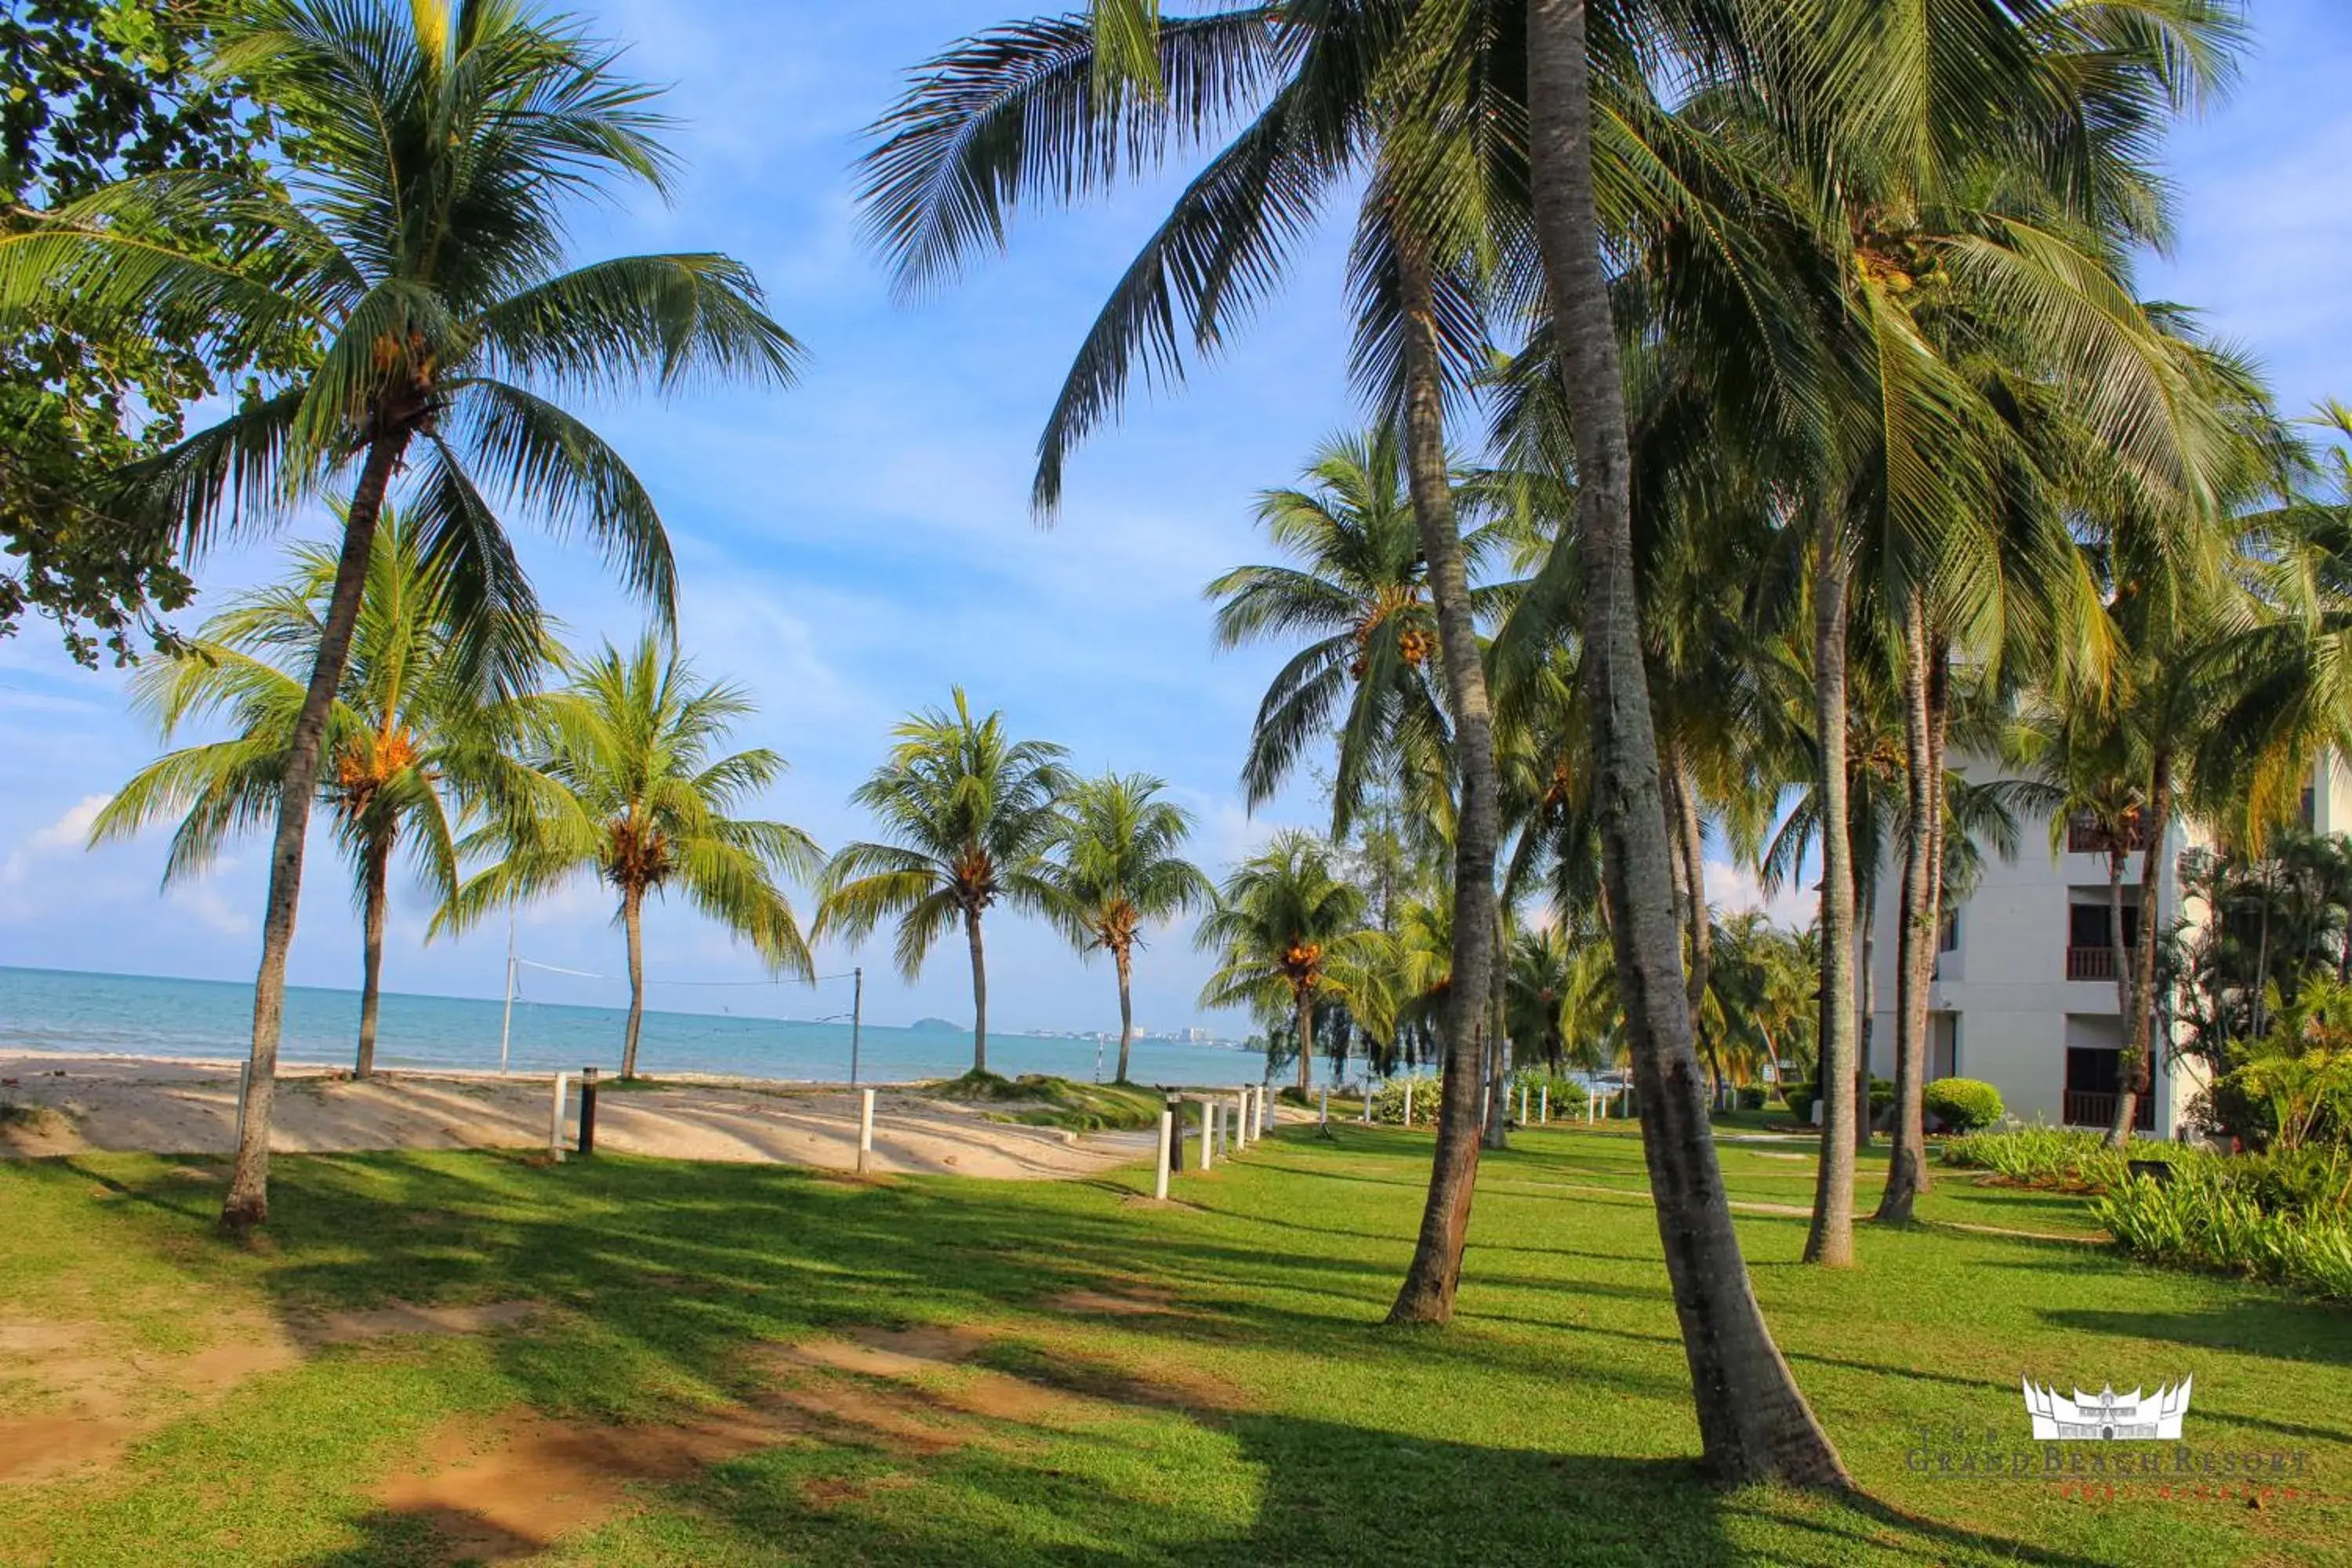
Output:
left=0, top=964, right=1320, bottom=1087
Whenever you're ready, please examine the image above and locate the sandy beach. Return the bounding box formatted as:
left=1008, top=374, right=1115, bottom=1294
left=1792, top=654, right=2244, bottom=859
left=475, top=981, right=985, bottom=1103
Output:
left=0, top=1052, right=1163, bottom=1179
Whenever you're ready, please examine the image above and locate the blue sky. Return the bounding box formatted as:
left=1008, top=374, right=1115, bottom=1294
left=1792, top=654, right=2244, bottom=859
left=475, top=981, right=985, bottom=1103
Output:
left=3, top=1, right=2348, bottom=1039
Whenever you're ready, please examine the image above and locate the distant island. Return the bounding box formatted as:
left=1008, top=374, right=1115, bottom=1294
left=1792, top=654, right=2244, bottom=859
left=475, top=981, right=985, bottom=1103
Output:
left=906, top=1017, right=967, bottom=1033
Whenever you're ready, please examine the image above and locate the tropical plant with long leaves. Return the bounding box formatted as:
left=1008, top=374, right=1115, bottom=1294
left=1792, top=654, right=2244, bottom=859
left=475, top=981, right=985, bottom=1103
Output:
left=1208, top=426, right=1492, bottom=835
left=438, top=637, right=818, bottom=1080
left=91, top=512, right=543, bottom=1076
left=0, top=0, right=800, bottom=1228
left=1045, top=771, right=1214, bottom=1082
left=817, top=691, right=1071, bottom=1076
left=1197, top=829, right=1389, bottom=1095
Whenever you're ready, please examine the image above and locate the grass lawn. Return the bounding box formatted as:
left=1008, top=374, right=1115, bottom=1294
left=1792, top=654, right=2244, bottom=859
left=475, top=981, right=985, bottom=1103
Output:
left=1, top=1125, right=2345, bottom=1566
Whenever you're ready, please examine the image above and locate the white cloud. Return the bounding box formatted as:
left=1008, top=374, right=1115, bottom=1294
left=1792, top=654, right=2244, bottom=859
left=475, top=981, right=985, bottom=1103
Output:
left=2, top=794, right=113, bottom=883
left=1704, top=858, right=1815, bottom=932
left=167, top=883, right=254, bottom=938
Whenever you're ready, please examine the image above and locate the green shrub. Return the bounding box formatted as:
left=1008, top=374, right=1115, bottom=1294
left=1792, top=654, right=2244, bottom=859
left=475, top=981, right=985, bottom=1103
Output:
left=1946, top=1129, right=2352, bottom=1302
left=1779, top=1079, right=1893, bottom=1123
left=1367, top=1075, right=1440, bottom=1126
left=2095, top=1163, right=2352, bottom=1303
left=1922, top=1077, right=2005, bottom=1133
left=2225, top=1147, right=2352, bottom=1219
left=1735, top=1085, right=1767, bottom=1111
left=1940, top=1127, right=2172, bottom=1189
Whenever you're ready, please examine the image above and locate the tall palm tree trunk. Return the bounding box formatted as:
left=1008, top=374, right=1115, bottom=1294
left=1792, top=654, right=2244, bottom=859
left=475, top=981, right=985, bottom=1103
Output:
left=2251, top=866, right=2273, bottom=1039
left=1295, top=985, right=1316, bottom=1098
left=2107, top=846, right=2132, bottom=1023
left=1675, top=764, right=1711, bottom=1014
left=1526, top=0, right=1847, bottom=1487
left=967, top=906, right=989, bottom=1076
left=1805, top=521, right=1860, bottom=1267
left=1757, top=1023, right=1785, bottom=1096
left=2110, top=754, right=2172, bottom=1145
left=1114, top=942, right=1135, bottom=1083
left=1387, top=234, right=1504, bottom=1325
left=221, top=434, right=404, bottom=1233
left=1483, top=894, right=1510, bottom=1149
left=1854, top=869, right=1876, bottom=1152
left=354, top=831, right=394, bottom=1078
left=621, top=883, right=648, bottom=1080
left=1879, top=601, right=1935, bottom=1221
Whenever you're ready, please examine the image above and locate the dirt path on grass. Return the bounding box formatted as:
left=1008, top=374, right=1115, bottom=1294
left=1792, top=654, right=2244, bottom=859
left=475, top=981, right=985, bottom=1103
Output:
left=0, top=1301, right=543, bottom=1487
left=368, top=1298, right=1247, bottom=1564
left=0, top=1053, right=1158, bottom=1179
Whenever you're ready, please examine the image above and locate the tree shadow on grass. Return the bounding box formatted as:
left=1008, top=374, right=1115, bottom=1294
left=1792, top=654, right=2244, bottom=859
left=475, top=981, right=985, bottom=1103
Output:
left=2039, top=1301, right=2352, bottom=1369
left=43, top=1148, right=2333, bottom=1566
left=620, top=1415, right=2125, bottom=1568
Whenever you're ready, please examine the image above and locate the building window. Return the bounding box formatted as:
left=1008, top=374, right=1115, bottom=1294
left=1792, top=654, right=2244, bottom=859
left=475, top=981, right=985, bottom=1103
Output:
left=2068, top=902, right=2138, bottom=949
left=1939, top=909, right=1959, bottom=953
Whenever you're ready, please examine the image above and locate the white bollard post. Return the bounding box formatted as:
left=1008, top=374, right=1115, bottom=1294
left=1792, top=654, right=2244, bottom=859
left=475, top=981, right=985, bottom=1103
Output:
left=1521, top=1083, right=1530, bottom=1124
left=1404, top=1077, right=1414, bottom=1128
left=1319, top=1085, right=1330, bottom=1127
left=547, top=1071, right=568, bottom=1160
left=1236, top=1092, right=1250, bottom=1149
left=1587, top=1088, right=1596, bottom=1124
left=857, top=1086, right=876, bottom=1175
left=1199, top=1099, right=1214, bottom=1170
left=1154, top=1104, right=1173, bottom=1200
left=1362, top=1082, right=1373, bottom=1123
left=1541, top=1083, right=1549, bottom=1124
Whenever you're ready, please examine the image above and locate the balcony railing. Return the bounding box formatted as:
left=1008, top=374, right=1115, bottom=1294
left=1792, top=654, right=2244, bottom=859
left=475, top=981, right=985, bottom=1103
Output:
left=2063, top=1089, right=2157, bottom=1131
left=2067, top=814, right=2150, bottom=855
left=2066, top=946, right=2125, bottom=981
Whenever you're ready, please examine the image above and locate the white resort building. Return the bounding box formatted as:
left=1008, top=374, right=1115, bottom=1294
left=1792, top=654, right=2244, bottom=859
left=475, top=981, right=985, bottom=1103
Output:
left=1861, top=755, right=2352, bottom=1139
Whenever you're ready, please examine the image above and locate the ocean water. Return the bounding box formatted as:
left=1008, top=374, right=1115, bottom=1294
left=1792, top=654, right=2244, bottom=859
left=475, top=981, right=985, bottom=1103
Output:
left=0, top=964, right=1294, bottom=1087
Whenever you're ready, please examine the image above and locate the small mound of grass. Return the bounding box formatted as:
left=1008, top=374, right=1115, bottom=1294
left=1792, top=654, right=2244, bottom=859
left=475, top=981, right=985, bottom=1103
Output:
left=929, top=1073, right=1167, bottom=1131
left=0, top=1103, right=75, bottom=1145
left=596, top=1075, right=675, bottom=1094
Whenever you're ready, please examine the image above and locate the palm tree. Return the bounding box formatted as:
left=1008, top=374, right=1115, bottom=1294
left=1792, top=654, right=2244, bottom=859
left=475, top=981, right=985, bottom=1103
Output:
left=1, top=0, right=799, bottom=1229
left=1706, top=913, right=1820, bottom=1102
left=818, top=691, right=1070, bottom=1077
left=440, top=637, right=818, bottom=1080
left=1046, top=772, right=1213, bottom=1083
left=859, top=3, right=1525, bottom=1329
left=1197, top=830, right=1387, bottom=1096
left=90, top=514, right=539, bottom=1076
left=1519, top=0, right=1867, bottom=1483
left=1207, top=428, right=1478, bottom=835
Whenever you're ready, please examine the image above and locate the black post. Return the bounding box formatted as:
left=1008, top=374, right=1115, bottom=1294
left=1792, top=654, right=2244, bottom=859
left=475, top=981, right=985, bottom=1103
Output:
left=1167, top=1093, right=1185, bottom=1173
left=579, top=1065, right=599, bottom=1156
